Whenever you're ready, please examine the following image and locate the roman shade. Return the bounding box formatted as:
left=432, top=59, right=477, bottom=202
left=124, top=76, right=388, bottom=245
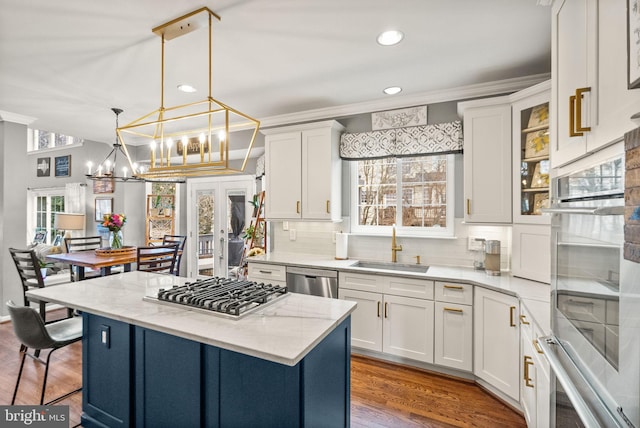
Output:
left=339, top=120, right=463, bottom=160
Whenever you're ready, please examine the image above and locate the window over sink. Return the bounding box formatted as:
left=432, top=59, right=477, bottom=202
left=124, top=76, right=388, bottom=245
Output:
left=350, top=154, right=455, bottom=237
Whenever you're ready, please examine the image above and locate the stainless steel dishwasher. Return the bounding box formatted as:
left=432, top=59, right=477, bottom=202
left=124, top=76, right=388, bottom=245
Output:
left=286, top=266, right=338, bottom=298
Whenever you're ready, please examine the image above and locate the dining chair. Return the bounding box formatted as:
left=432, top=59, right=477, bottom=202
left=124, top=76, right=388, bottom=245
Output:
left=137, top=244, right=179, bottom=274
left=6, top=300, right=82, bottom=405
left=64, top=236, right=104, bottom=281
left=9, top=247, right=59, bottom=323
left=161, top=235, right=187, bottom=276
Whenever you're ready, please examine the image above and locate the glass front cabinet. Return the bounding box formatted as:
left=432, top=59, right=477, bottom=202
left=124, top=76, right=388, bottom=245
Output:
left=512, top=83, right=551, bottom=225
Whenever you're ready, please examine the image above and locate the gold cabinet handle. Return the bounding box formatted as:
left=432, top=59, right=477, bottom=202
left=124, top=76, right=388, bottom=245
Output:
left=575, top=87, right=591, bottom=133
left=443, top=284, right=464, bottom=290
left=569, top=94, right=579, bottom=137
left=444, top=307, right=463, bottom=313
left=509, top=306, right=516, bottom=327
left=519, top=315, right=530, bottom=325
left=524, top=355, right=534, bottom=388
left=533, top=339, right=544, bottom=354
left=466, top=199, right=471, bottom=215
left=377, top=301, right=381, bottom=318
left=414, top=255, right=421, bottom=265
left=326, top=200, right=330, bottom=214
left=384, top=302, right=388, bottom=318
left=296, top=201, right=300, bottom=214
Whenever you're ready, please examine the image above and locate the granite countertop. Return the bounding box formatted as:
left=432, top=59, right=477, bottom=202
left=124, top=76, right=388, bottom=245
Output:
left=249, top=252, right=552, bottom=334
left=26, top=271, right=356, bottom=367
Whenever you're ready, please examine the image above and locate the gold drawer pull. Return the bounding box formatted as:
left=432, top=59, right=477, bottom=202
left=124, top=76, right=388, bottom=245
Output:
left=519, top=315, right=530, bottom=325
left=509, top=306, right=516, bottom=327
left=444, top=307, right=463, bottom=313
left=296, top=200, right=300, bottom=214
left=384, top=302, right=388, bottom=318
left=533, top=340, right=544, bottom=354
left=443, top=284, right=464, bottom=290
left=524, top=355, right=534, bottom=388
left=377, top=301, right=381, bottom=318
left=326, top=200, right=330, bottom=213
left=466, top=199, right=471, bottom=215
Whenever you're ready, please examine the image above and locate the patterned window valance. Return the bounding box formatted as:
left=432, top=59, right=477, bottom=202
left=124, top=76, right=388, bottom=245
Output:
left=339, top=120, right=463, bottom=160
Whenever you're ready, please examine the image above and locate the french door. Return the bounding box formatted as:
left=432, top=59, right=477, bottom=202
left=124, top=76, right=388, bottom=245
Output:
left=186, top=176, right=255, bottom=279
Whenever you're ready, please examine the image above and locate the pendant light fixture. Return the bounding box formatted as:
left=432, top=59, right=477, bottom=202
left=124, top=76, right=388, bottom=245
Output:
left=116, top=7, right=261, bottom=181
left=85, top=108, right=144, bottom=183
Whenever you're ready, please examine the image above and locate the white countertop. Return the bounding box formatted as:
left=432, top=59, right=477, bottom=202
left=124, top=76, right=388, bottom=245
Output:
left=249, top=252, right=552, bottom=334
left=26, top=271, right=357, bottom=366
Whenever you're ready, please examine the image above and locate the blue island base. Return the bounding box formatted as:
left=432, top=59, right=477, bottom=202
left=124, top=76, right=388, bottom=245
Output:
left=80, top=313, right=351, bottom=428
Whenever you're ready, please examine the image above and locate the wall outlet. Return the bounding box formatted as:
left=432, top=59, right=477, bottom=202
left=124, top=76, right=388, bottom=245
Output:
left=468, top=236, right=485, bottom=251
left=283, top=221, right=289, bottom=231
left=289, top=229, right=296, bottom=241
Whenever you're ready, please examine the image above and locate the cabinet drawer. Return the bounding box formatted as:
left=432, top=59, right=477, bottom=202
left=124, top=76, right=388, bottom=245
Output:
left=339, top=272, right=384, bottom=293
left=384, top=277, right=434, bottom=300
left=248, top=263, right=287, bottom=282
left=434, top=282, right=472, bottom=305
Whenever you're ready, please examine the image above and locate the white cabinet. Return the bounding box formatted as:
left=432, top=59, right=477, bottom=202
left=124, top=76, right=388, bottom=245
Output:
left=339, top=272, right=435, bottom=364
left=263, top=120, right=344, bottom=221
left=552, top=0, right=640, bottom=168
left=474, top=287, right=520, bottom=401
left=512, top=224, right=551, bottom=284
left=511, top=81, right=551, bottom=225
left=519, top=304, right=551, bottom=428
left=458, top=98, right=512, bottom=223
left=247, top=262, right=287, bottom=287
left=434, top=282, right=473, bottom=372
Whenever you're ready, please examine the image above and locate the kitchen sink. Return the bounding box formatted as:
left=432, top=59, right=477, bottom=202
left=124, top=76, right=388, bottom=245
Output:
left=352, top=261, right=429, bottom=274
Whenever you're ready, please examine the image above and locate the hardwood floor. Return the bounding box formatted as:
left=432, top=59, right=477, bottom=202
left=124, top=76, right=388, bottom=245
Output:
left=0, top=309, right=525, bottom=427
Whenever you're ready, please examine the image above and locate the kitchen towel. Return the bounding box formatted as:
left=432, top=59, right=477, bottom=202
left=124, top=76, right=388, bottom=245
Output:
left=335, top=232, right=349, bottom=260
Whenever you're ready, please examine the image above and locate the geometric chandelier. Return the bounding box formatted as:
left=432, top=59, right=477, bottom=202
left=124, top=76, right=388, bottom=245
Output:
left=116, top=7, right=261, bottom=182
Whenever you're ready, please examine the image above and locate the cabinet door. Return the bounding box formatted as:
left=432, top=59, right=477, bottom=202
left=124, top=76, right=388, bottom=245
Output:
left=302, top=127, right=334, bottom=220
left=463, top=104, right=512, bottom=223
left=474, top=287, right=520, bottom=401
left=434, top=302, right=473, bottom=371
left=551, top=0, right=597, bottom=167
left=512, top=224, right=551, bottom=284
left=265, top=132, right=302, bottom=219
left=382, top=294, right=434, bottom=363
left=339, top=289, right=382, bottom=352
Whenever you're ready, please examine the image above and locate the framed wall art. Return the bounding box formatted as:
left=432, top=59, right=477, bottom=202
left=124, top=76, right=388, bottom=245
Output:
left=54, top=155, right=71, bottom=177
left=628, top=0, right=640, bottom=89
left=36, top=157, right=50, bottom=177
left=95, top=197, right=113, bottom=222
left=93, top=177, right=115, bottom=194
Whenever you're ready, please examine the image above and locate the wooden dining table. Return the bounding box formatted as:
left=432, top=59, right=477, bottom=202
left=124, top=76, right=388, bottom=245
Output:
left=47, top=250, right=137, bottom=280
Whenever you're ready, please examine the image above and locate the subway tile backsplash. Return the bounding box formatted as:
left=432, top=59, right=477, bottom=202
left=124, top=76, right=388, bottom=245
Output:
left=270, top=219, right=512, bottom=271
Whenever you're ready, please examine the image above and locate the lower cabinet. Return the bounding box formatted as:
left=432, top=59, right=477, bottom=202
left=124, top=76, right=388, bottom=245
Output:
left=474, top=286, right=520, bottom=401
left=247, top=262, right=287, bottom=287
left=520, top=304, right=551, bottom=428
left=338, top=288, right=434, bottom=363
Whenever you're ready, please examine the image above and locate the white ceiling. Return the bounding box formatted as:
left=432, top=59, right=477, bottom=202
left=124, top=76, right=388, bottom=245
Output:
left=0, top=0, right=551, bottom=146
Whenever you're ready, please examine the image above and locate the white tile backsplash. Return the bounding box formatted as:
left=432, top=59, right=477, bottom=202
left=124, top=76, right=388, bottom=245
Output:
left=270, top=219, right=512, bottom=271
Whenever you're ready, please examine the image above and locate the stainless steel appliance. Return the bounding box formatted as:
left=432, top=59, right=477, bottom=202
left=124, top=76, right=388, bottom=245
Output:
left=144, top=277, right=288, bottom=318
left=540, top=153, right=639, bottom=427
left=286, top=267, right=338, bottom=298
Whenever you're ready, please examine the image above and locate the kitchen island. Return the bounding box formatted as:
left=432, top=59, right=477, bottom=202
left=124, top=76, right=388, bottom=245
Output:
left=26, top=271, right=356, bottom=428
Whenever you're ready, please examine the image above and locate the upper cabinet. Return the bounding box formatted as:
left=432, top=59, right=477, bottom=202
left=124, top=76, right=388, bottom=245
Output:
left=552, top=0, right=640, bottom=168
left=263, top=120, right=345, bottom=221
left=511, top=81, right=551, bottom=225
left=458, top=97, right=512, bottom=224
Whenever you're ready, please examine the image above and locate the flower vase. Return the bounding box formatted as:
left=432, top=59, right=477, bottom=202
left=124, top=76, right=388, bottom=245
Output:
left=110, top=230, right=123, bottom=249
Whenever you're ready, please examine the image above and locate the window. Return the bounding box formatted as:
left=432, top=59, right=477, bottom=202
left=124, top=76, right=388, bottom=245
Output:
left=351, top=154, right=455, bottom=237
left=29, top=189, right=65, bottom=244
left=28, top=129, right=83, bottom=152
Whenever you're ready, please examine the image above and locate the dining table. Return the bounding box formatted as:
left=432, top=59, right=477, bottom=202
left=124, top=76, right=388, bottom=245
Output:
left=46, top=249, right=136, bottom=280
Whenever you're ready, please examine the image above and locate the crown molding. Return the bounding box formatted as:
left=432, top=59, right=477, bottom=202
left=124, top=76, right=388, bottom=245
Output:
left=0, top=110, right=37, bottom=125
left=259, top=73, right=551, bottom=129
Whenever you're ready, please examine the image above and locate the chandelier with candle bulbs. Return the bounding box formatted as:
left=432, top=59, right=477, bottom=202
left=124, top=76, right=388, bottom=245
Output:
left=116, top=7, right=260, bottom=181
left=85, top=108, right=144, bottom=183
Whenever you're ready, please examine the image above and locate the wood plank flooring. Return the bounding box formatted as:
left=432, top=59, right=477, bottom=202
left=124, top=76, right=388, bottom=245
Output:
left=0, top=309, right=525, bottom=427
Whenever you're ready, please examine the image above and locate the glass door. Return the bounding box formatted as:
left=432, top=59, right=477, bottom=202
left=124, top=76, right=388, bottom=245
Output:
left=187, top=176, right=255, bottom=279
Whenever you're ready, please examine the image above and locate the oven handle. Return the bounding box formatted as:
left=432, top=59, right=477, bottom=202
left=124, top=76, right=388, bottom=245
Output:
left=540, top=206, right=624, bottom=216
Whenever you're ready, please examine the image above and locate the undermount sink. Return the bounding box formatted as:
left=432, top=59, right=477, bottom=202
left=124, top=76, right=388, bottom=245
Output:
left=352, top=261, right=429, bottom=274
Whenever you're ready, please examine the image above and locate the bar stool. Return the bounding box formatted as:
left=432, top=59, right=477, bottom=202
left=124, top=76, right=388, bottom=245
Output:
left=7, top=300, right=82, bottom=405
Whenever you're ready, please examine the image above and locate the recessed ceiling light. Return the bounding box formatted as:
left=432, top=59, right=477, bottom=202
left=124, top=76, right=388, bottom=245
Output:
left=383, top=86, right=402, bottom=95
left=377, top=30, right=404, bottom=46
left=177, top=84, right=197, bottom=93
